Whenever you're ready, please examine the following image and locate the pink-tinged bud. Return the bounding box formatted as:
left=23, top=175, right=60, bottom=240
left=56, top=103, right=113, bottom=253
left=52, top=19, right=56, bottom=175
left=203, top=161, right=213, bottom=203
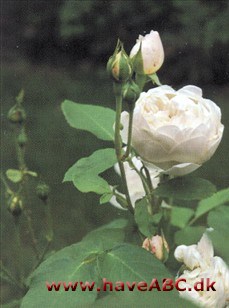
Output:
left=142, top=235, right=169, bottom=261
left=130, top=30, right=164, bottom=75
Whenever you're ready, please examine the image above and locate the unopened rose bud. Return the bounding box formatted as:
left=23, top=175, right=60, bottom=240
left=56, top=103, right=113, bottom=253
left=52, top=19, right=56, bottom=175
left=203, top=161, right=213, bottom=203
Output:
left=123, top=80, right=141, bottom=105
left=8, top=195, right=23, bottom=216
left=7, top=104, right=26, bottom=124
left=130, top=30, right=164, bottom=75
left=142, top=235, right=169, bottom=262
left=17, top=130, right=28, bottom=147
left=36, top=183, right=50, bottom=201
left=107, top=40, right=132, bottom=83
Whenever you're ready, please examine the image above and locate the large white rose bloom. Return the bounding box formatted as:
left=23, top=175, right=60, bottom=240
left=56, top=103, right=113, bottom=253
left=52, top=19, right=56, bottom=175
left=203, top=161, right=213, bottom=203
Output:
left=174, top=233, right=229, bottom=308
left=120, top=85, right=224, bottom=176
left=110, top=156, right=160, bottom=209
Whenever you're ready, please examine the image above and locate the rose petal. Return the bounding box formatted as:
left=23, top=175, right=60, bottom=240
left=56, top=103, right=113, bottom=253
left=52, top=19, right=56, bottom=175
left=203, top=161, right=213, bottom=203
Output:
left=178, top=85, right=203, bottom=98
left=164, top=162, right=201, bottom=176
left=169, top=136, right=208, bottom=164
left=197, top=233, right=214, bottom=264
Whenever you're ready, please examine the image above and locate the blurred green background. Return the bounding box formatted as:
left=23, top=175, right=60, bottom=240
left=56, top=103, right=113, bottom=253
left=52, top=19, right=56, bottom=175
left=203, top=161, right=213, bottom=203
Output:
left=1, top=0, right=228, bottom=304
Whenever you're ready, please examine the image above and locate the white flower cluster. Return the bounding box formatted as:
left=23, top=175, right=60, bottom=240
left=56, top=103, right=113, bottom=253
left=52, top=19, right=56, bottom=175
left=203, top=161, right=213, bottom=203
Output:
left=174, top=233, right=229, bottom=308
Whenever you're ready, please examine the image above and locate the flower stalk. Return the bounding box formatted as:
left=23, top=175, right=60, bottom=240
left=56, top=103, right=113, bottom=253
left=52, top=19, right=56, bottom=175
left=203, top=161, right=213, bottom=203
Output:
left=123, top=108, right=134, bottom=159
left=114, top=85, right=133, bottom=213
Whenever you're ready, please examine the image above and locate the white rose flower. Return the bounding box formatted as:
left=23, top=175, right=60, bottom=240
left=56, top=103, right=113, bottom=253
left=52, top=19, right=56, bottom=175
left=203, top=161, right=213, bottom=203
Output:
left=120, top=85, right=224, bottom=176
left=174, top=233, right=229, bottom=308
left=130, top=30, right=164, bottom=75
left=110, top=156, right=160, bottom=209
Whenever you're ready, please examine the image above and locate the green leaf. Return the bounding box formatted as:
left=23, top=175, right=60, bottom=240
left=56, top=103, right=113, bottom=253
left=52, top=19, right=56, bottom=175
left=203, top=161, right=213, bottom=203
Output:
left=195, top=188, right=229, bottom=221
left=61, top=100, right=115, bottom=141
left=155, top=177, right=216, bottom=200
left=6, top=169, right=23, bottom=183
left=96, top=244, right=195, bottom=307
left=134, top=198, right=161, bottom=237
left=2, top=299, right=22, bottom=308
left=96, top=290, right=195, bottom=308
left=22, top=219, right=194, bottom=307
left=99, top=192, right=113, bottom=204
left=175, top=226, right=205, bottom=245
left=21, top=219, right=127, bottom=308
left=148, top=73, right=162, bottom=85
left=171, top=207, right=194, bottom=229
left=98, top=243, right=169, bottom=282
left=64, top=148, right=117, bottom=194
left=16, top=89, right=25, bottom=104
left=207, top=206, right=229, bottom=263
left=24, top=170, right=38, bottom=177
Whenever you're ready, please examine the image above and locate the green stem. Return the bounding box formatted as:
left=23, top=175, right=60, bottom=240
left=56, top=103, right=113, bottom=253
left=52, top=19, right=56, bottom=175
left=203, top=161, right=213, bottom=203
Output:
left=114, top=89, right=133, bottom=214
left=141, top=164, right=156, bottom=213
left=23, top=208, right=40, bottom=260
left=142, top=164, right=154, bottom=193
left=16, top=141, right=26, bottom=171
left=44, top=199, right=53, bottom=242
left=32, top=240, right=51, bottom=272
left=127, top=158, right=152, bottom=214
left=0, top=261, right=25, bottom=292
left=124, top=108, right=134, bottom=159
left=15, top=124, right=40, bottom=260
left=162, top=198, right=173, bottom=242
left=0, top=172, right=14, bottom=196
left=13, top=217, right=24, bottom=283
left=188, top=216, right=198, bottom=226
left=29, top=200, right=53, bottom=273
left=135, top=73, right=147, bottom=91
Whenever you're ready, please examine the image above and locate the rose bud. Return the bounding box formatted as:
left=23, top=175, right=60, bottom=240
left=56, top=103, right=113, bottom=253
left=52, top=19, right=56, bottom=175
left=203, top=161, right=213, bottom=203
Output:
left=8, top=195, right=23, bottom=217
left=142, top=235, right=169, bottom=262
left=107, top=40, right=132, bottom=83
left=17, top=130, right=28, bottom=147
left=7, top=104, right=26, bottom=124
left=123, top=80, right=141, bottom=105
left=36, top=183, right=50, bottom=201
left=130, top=30, right=164, bottom=75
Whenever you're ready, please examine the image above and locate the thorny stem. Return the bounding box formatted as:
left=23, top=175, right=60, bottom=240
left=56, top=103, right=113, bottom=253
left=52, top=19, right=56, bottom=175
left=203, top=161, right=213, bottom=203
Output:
left=114, top=87, right=133, bottom=214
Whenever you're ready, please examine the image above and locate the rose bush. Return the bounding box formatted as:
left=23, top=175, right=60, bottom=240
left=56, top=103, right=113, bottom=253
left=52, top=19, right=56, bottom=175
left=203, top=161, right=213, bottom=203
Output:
left=120, top=85, right=224, bottom=176
left=130, top=30, right=164, bottom=75
left=174, top=233, right=229, bottom=308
